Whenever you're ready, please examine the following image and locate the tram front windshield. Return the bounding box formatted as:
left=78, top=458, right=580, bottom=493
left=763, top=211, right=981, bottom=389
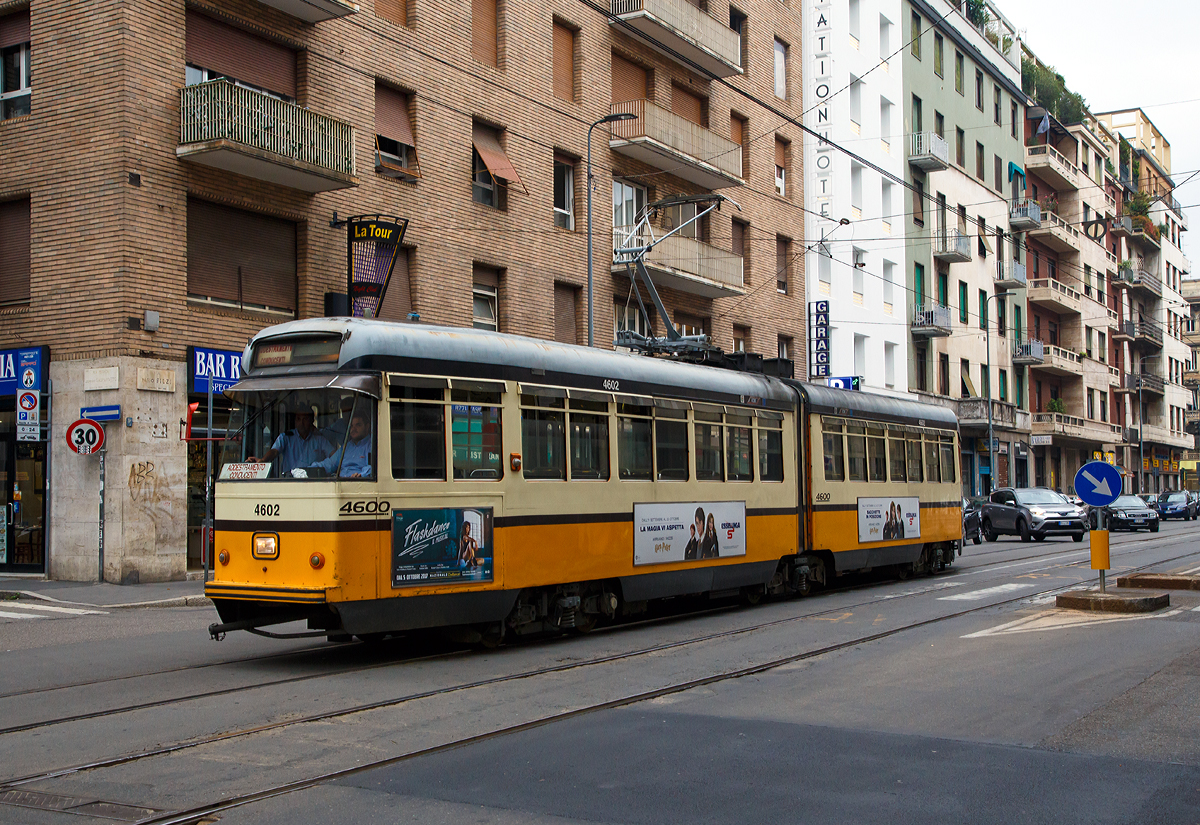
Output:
left=219, top=390, right=376, bottom=480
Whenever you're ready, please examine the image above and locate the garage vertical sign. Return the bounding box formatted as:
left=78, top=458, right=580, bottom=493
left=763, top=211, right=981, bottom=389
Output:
left=810, top=300, right=830, bottom=378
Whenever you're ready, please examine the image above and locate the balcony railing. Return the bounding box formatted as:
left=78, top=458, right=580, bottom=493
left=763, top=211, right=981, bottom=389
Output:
left=1120, top=319, right=1164, bottom=346
left=1009, top=198, right=1041, bottom=230
left=1126, top=372, right=1165, bottom=393
left=958, top=399, right=1022, bottom=429
left=609, top=99, right=741, bottom=189
left=612, top=227, right=743, bottom=297
left=1026, top=144, right=1080, bottom=189
left=1027, top=277, right=1081, bottom=314
left=1184, top=369, right=1200, bottom=388
left=909, top=132, right=949, bottom=171
left=933, top=229, right=972, bottom=263
left=995, top=259, right=1026, bottom=289
left=1028, top=209, right=1081, bottom=253
left=911, top=303, right=953, bottom=336
left=1012, top=339, right=1045, bottom=365
left=610, top=0, right=742, bottom=77
left=1032, top=412, right=1124, bottom=442
left=178, top=80, right=356, bottom=192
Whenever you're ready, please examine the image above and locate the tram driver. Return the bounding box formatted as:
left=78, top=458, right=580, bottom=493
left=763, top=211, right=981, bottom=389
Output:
left=308, top=411, right=374, bottom=479
left=247, top=401, right=332, bottom=477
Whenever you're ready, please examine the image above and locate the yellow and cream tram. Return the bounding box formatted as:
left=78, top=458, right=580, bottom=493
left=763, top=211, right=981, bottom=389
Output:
left=204, top=319, right=961, bottom=641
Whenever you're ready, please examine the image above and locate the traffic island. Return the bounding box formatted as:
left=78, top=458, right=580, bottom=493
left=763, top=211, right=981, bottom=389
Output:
left=1116, top=574, right=1200, bottom=591
left=1056, top=589, right=1169, bottom=613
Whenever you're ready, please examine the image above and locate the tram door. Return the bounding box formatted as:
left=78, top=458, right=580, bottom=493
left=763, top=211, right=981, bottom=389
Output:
left=0, top=409, right=47, bottom=573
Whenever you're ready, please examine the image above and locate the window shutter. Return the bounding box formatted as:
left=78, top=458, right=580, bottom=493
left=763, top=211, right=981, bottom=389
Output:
left=375, top=85, right=414, bottom=146
left=732, top=221, right=745, bottom=257
left=471, top=0, right=498, bottom=66
left=671, top=84, right=703, bottom=126
left=0, top=9, right=30, bottom=48
left=0, top=198, right=31, bottom=306
left=187, top=198, right=296, bottom=312
left=185, top=11, right=296, bottom=99
left=472, top=123, right=525, bottom=190
left=552, top=23, right=574, bottom=102
left=776, top=237, right=787, bottom=277
left=473, top=264, right=500, bottom=289
left=375, top=0, right=406, bottom=26
left=730, top=115, right=743, bottom=145
left=376, top=248, right=412, bottom=321
left=774, top=138, right=786, bottom=168
left=611, top=54, right=647, bottom=103
left=554, top=283, right=577, bottom=344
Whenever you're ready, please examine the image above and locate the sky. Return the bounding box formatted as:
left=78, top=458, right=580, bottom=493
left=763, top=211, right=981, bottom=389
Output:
left=998, top=0, right=1200, bottom=260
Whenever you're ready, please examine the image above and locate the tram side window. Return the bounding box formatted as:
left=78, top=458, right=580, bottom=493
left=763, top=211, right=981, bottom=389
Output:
left=905, top=434, right=923, bottom=482
left=451, top=390, right=502, bottom=480
left=866, top=427, right=886, bottom=481
left=655, top=408, right=689, bottom=481
left=726, top=414, right=754, bottom=481
left=846, top=424, right=867, bottom=482
left=569, top=398, right=609, bottom=480
left=888, top=430, right=906, bottom=482
left=822, top=421, right=845, bottom=482
left=521, top=393, right=566, bottom=479
left=617, top=402, right=653, bottom=480
left=924, top=435, right=941, bottom=483
left=391, top=386, right=446, bottom=480
left=758, top=417, right=784, bottom=482
left=939, top=435, right=956, bottom=484
left=695, top=411, right=724, bottom=481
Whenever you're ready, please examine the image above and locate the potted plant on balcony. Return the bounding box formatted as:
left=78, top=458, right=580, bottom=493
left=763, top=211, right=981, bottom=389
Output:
left=1037, top=193, right=1059, bottom=214
left=1046, top=397, right=1067, bottom=415
left=1130, top=213, right=1158, bottom=241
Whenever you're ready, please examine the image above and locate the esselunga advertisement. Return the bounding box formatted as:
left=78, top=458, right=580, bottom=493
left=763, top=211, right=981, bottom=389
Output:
left=392, top=507, right=494, bottom=587
left=634, top=501, right=747, bottom=566
left=858, top=497, right=920, bottom=543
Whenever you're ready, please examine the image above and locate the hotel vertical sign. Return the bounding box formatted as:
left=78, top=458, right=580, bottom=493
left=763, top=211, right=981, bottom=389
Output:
left=807, top=0, right=834, bottom=220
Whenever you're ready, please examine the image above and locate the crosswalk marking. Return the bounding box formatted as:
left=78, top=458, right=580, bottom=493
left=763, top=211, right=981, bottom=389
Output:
left=963, top=607, right=1185, bottom=638
left=0, top=602, right=105, bottom=615
left=0, top=610, right=44, bottom=620
left=937, top=583, right=1035, bottom=601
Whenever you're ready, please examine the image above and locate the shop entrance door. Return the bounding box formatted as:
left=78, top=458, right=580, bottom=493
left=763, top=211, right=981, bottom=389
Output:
left=0, top=409, right=47, bottom=573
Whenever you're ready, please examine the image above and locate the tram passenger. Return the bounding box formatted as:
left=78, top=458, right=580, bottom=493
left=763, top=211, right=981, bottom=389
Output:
left=247, top=404, right=332, bottom=477
left=321, top=396, right=357, bottom=442
left=309, top=412, right=374, bottom=478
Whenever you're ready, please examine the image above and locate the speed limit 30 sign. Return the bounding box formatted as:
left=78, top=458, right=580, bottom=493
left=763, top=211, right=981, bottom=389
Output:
left=66, top=418, right=105, bottom=455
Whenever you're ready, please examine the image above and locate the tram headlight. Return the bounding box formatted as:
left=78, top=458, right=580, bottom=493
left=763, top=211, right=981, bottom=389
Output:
left=252, top=533, right=279, bottom=559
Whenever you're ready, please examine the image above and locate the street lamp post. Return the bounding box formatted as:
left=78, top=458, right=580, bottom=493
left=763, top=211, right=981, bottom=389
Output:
left=984, top=289, right=1010, bottom=492
left=586, top=112, right=637, bottom=348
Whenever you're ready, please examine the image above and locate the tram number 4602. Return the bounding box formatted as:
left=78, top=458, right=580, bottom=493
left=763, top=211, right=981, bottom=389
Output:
left=339, top=500, right=391, bottom=515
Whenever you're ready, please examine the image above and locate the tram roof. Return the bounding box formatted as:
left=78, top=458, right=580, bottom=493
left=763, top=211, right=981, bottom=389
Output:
left=794, top=382, right=959, bottom=430
left=243, top=318, right=798, bottom=410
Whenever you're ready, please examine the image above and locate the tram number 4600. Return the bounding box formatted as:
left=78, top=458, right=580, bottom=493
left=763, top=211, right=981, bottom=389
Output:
left=339, top=500, right=391, bottom=515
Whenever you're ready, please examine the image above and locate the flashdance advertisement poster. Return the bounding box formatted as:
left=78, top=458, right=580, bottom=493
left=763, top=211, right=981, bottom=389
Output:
left=392, top=507, right=494, bottom=587
left=633, top=501, right=747, bottom=566
left=858, top=496, right=920, bottom=543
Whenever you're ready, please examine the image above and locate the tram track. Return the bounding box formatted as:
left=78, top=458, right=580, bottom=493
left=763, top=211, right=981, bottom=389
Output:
left=1, top=532, right=1187, bottom=741
left=5, top=539, right=1196, bottom=801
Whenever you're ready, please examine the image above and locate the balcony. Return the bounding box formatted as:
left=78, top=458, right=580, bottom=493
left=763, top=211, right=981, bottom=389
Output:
left=933, top=230, right=972, bottom=263
left=908, top=132, right=949, bottom=171
left=177, top=80, right=357, bottom=192
left=1008, top=198, right=1041, bottom=231
left=1109, top=365, right=1122, bottom=387
left=1184, top=369, right=1200, bottom=388
left=1027, top=209, right=1080, bottom=254
left=958, top=399, right=1024, bottom=430
left=255, top=0, right=357, bottom=22
left=1186, top=410, right=1200, bottom=435
left=612, top=227, right=744, bottom=298
left=609, top=0, right=743, bottom=77
left=608, top=100, right=742, bottom=189
left=1110, top=215, right=1132, bottom=238
left=1113, top=265, right=1162, bottom=298
left=1125, top=372, right=1165, bottom=394
left=1026, top=144, right=1080, bottom=190
left=1184, top=328, right=1200, bottom=347
left=1029, top=344, right=1082, bottom=377
left=1027, top=278, right=1081, bottom=315
left=995, top=259, right=1027, bottom=290
left=1130, top=221, right=1162, bottom=251
left=1012, top=339, right=1045, bottom=365
left=1032, top=412, right=1125, bottom=445
left=911, top=303, right=953, bottom=337
left=1118, top=319, right=1164, bottom=350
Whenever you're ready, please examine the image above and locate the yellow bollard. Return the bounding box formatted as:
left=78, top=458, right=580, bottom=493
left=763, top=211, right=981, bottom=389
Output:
left=1090, top=530, right=1110, bottom=570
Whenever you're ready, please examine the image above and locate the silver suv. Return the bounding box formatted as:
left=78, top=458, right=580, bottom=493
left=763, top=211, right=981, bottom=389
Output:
left=981, top=487, right=1087, bottom=543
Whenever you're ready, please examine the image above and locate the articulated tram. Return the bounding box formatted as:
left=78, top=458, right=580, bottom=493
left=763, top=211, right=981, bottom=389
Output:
left=205, top=319, right=961, bottom=641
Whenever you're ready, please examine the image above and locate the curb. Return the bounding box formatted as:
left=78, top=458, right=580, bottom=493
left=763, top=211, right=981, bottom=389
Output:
left=1056, top=590, right=1169, bottom=613
left=1116, top=573, right=1200, bottom=591
left=0, top=590, right=212, bottom=609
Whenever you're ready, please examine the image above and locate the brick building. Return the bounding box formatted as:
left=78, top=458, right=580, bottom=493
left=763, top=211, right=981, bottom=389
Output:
left=0, top=0, right=806, bottom=580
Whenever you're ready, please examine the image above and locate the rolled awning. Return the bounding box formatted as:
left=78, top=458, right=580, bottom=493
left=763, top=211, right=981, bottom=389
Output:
left=1008, top=162, right=1024, bottom=182
left=473, top=123, right=528, bottom=194
left=224, top=373, right=381, bottom=401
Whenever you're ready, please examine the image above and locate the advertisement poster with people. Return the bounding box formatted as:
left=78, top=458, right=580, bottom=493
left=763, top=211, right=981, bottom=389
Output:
left=858, top=497, right=921, bottom=543
left=633, top=502, right=747, bottom=566
left=392, top=507, right=494, bottom=586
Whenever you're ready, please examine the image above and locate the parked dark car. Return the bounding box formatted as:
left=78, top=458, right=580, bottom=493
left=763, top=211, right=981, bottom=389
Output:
left=980, top=487, right=1087, bottom=543
left=962, top=497, right=983, bottom=545
left=1155, top=491, right=1197, bottom=520
left=1090, top=494, right=1160, bottom=532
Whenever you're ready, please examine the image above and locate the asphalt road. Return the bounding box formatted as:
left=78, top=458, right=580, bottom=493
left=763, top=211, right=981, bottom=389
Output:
left=2, top=520, right=1199, bottom=824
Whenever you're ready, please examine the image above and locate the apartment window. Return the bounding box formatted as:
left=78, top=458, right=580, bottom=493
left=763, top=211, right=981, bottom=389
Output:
left=978, top=216, right=988, bottom=257
left=954, top=51, right=964, bottom=95
left=1085, top=325, right=1094, bottom=358
left=0, top=197, right=31, bottom=305
left=939, top=353, right=950, bottom=395
left=1011, top=101, right=1018, bottom=138
left=997, top=299, right=1006, bottom=337
left=915, top=263, right=926, bottom=305
left=910, top=12, right=921, bottom=59
left=975, top=69, right=984, bottom=110
left=960, top=358, right=970, bottom=398
left=978, top=289, right=987, bottom=330
left=848, top=0, right=860, bottom=44
left=612, top=179, right=646, bottom=232
left=471, top=123, right=525, bottom=209
left=958, top=281, right=968, bottom=323
left=1098, top=331, right=1106, bottom=363
left=850, top=163, right=863, bottom=217
left=375, top=84, right=420, bottom=180
left=994, top=154, right=1002, bottom=192
left=1014, top=304, right=1022, bottom=340
left=731, top=113, right=749, bottom=178
left=775, top=138, right=787, bottom=197
left=999, top=369, right=1008, bottom=402
left=993, top=84, right=1001, bottom=124
left=733, top=325, right=748, bottom=352
left=849, top=76, right=861, bottom=131
left=913, top=174, right=925, bottom=226
left=885, top=343, right=896, bottom=388
left=980, top=365, right=990, bottom=400
left=776, top=235, right=790, bottom=294
left=933, top=33, right=943, bottom=77
left=778, top=336, right=791, bottom=360
left=916, top=347, right=927, bottom=392
left=911, top=94, right=922, bottom=134
left=611, top=53, right=648, bottom=104
left=883, top=260, right=895, bottom=311
left=956, top=128, right=965, bottom=167
left=185, top=12, right=297, bottom=102
left=473, top=266, right=500, bottom=330
left=878, top=13, right=890, bottom=63
left=1100, top=390, right=1108, bottom=422
left=553, top=155, right=575, bottom=229
left=553, top=283, right=578, bottom=344
left=552, top=21, right=576, bottom=102
left=773, top=39, right=787, bottom=99
left=0, top=11, right=30, bottom=120
left=1016, top=369, right=1024, bottom=408
left=614, top=298, right=646, bottom=345
left=934, top=111, right=944, bottom=139
left=472, top=0, right=499, bottom=66
left=732, top=219, right=748, bottom=282
left=729, top=8, right=747, bottom=66
left=375, top=0, right=407, bottom=26
left=975, top=142, right=985, bottom=180
left=187, top=198, right=296, bottom=315
left=1087, top=389, right=1095, bottom=420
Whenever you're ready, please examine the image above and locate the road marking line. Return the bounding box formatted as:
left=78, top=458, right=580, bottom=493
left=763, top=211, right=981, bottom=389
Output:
left=0, top=610, right=43, bottom=620
left=1179, top=565, right=1200, bottom=576
left=0, top=602, right=106, bottom=615
left=964, top=607, right=1185, bottom=638
left=938, top=583, right=1035, bottom=601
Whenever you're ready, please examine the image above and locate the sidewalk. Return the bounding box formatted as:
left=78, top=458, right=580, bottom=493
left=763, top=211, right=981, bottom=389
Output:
left=0, top=577, right=211, bottom=608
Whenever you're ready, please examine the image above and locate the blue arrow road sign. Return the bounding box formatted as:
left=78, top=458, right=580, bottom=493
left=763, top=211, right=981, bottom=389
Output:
left=81, top=405, right=121, bottom=422
left=1074, top=460, right=1122, bottom=508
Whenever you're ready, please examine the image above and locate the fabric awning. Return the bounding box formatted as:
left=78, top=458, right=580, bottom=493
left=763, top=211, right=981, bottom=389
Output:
left=473, top=124, right=528, bottom=194
left=1008, top=162, right=1024, bottom=182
